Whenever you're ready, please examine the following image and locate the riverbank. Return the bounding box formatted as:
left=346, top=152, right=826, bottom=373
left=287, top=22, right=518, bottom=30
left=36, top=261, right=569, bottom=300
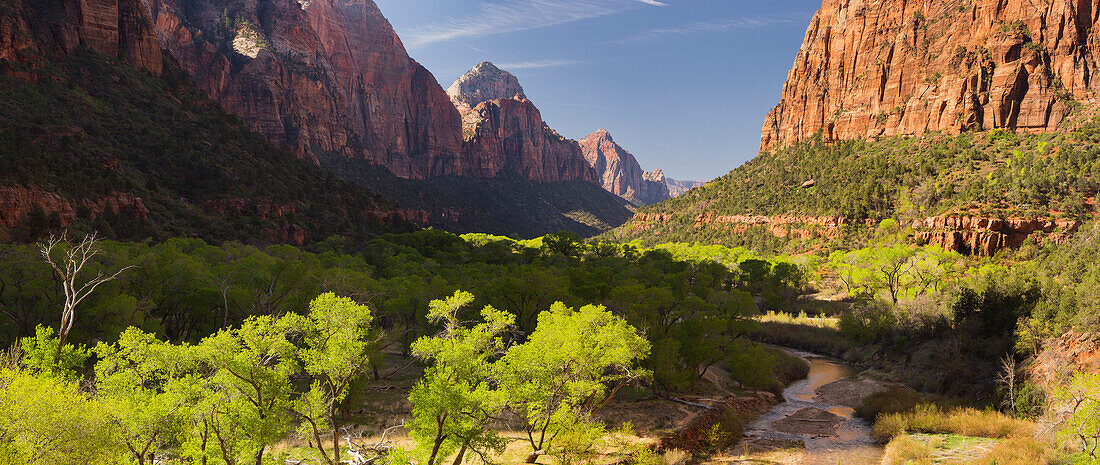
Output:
left=721, top=349, right=889, bottom=465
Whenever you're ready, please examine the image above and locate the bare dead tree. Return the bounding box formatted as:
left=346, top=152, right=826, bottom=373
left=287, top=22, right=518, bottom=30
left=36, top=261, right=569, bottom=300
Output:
left=38, top=231, right=133, bottom=360
left=997, top=354, right=1018, bottom=412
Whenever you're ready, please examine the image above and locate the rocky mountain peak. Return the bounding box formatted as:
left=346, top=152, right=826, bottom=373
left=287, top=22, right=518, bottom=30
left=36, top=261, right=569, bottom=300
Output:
left=447, top=61, right=527, bottom=113
left=644, top=168, right=665, bottom=183
left=579, top=129, right=670, bottom=206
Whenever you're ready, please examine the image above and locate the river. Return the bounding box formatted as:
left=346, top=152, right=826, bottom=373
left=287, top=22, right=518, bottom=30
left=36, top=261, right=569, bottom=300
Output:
left=742, top=349, right=884, bottom=465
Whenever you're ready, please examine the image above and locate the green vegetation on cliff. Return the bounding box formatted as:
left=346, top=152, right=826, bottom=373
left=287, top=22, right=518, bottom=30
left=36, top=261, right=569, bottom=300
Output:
left=614, top=126, right=1100, bottom=251
left=0, top=50, right=413, bottom=244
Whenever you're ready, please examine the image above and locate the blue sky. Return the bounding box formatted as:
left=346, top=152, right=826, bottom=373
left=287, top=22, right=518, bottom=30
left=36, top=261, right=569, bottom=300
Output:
left=374, top=0, right=821, bottom=181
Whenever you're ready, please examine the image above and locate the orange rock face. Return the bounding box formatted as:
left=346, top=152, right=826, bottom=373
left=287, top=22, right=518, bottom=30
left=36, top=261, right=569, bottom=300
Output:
left=459, top=97, right=597, bottom=183
left=141, top=0, right=463, bottom=179
left=912, top=215, right=1080, bottom=256
left=0, top=185, right=149, bottom=228
left=761, top=0, right=1100, bottom=152
left=579, top=129, right=670, bottom=205
left=0, top=0, right=162, bottom=74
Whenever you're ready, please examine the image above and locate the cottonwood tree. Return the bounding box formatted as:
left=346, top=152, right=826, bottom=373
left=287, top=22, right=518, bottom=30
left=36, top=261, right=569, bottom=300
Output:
left=38, top=232, right=132, bottom=360
left=497, top=303, right=649, bottom=463
left=194, top=315, right=297, bottom=465
left=289, top=293, right=375, bottom=465
left=408, top=291, right=513, bottom=465
left=1052, top=372, right=1100, bottom=460
left=0, top=366, right=117, bottom=464
left=94, top=328, right=198, bottom=465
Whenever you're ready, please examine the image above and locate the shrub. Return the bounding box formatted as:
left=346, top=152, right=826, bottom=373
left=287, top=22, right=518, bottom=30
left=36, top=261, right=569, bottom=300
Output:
left=839, top=299, right=897, bottom=343
left=726, top=340, right=809, bottom=393
left=855, top=387, right=921, bottom=421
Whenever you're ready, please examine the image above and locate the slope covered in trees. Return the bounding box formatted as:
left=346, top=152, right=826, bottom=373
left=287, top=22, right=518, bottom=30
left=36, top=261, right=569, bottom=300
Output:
left=612, top=124, right=1100, bottom=253
left=0, top=50, right=414, bottom=244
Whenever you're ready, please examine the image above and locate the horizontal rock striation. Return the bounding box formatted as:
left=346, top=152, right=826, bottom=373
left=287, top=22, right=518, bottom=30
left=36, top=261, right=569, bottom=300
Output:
left=579, top=129, right=670, bottom=205
left=762, top=0, right=1100, bottom=152
left=0, top=185, right=149, bottom=228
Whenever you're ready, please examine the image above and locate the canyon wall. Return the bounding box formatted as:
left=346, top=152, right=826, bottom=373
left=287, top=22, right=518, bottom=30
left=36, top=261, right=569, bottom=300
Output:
left=761, top=0, right=1100, bottom=152
left=579, top=129, right=670, bottom=205
left=0, top=0, right=162, bottom=74
left=141, top=0, right=465, bottom=178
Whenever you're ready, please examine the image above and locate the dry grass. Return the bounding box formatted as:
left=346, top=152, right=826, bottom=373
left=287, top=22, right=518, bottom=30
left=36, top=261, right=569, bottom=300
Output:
left=757, top=311, right=839, bottom=328
left=876, top=405, right=1056, bottom=465
left=880, top=434, right=1055, bottom=465
left=872, top=404, right=1034, bottom=443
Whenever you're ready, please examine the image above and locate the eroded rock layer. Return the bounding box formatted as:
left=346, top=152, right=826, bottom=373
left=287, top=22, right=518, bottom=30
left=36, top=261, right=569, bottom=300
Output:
left=447, top=61, right=527, bottom=114
left=761, top=0, right=1100, bottom=152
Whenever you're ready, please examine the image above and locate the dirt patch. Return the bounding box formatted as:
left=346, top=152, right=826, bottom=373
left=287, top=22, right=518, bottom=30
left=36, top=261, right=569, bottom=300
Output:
left=770, top=408, right=843, bottom=437
left=659, top=393, right=780, bottom=453
left=596, top=399, right=705, bottom=433
left=729, top=437, right=805, bottom=455
left=814, top=378, right=888, bottom=408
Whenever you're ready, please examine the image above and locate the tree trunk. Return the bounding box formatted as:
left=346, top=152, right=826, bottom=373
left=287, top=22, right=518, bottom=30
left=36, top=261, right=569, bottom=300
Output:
left=428, top=435, right=446, bottom=465
left=452, top=440, right=469, bottom=465
left=332, top=422, right=340, bottom=465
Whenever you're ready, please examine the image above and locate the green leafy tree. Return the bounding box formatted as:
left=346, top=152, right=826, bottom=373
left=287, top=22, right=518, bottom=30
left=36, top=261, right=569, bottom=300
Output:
left=94, top=328, right=197, bottom=465
left=0, top=367, right=117, bottom=464
left=408, top=291, right=512, bottom=465
left=194, top=315, right=297, bottom=465
left=1052, top=372, right=1100, bottom=461
left=18, top=325, right=88, bottom=381
left=288, top=293, right=375, bottom=465
left=498, top=303, right=650, bottom=462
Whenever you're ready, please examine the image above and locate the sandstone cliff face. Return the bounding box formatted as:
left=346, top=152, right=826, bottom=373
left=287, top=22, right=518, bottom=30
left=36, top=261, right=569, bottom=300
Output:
left=459, top=97, right=597, bottom=182
left=447, top=61, right=527, bottom=114
left=141, top=0, right=464, bottom=178
left=0, top=185, right=150, bottom=229
left=445, top=62, right=601, bottom=183
left=761, top=0, right=1100, bottom=152
left=579, top=129, right=670, bottom=205
left=0, top=0, right=162, bottom=74
left=912, top=215, right=1080, bottom=256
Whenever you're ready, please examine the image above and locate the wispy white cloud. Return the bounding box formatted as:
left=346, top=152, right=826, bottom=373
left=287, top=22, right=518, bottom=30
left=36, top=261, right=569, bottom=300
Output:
left=495, top=59, right=582, bottom=70
left=404, top=0, right=666, bottom=48
left=618, top=16, right=797, bottom=43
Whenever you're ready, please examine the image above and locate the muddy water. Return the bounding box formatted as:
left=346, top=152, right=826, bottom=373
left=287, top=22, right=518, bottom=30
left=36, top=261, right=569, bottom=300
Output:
left=743, top=349, right=883, bottom=465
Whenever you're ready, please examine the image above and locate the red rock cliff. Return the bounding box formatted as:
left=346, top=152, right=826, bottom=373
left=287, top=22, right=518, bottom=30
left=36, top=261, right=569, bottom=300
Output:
left=141, top=0, right=464, bottom=178
left=579, top=129, right=670, bottom=205
left=447, top=62, right=600, bottom=183
left=761, top=0, right=1100, bottom=152
left=459, top=97, right=597, bottom=183
left=0, top=0, right=162, bottom=74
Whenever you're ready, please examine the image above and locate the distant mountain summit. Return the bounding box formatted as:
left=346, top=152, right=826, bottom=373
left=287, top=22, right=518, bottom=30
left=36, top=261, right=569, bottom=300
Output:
left=579, top=130, right=670, bottom=206
left=665, top=178, right=707, bottom=197
left=447, top=61, right=527, bottom=113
